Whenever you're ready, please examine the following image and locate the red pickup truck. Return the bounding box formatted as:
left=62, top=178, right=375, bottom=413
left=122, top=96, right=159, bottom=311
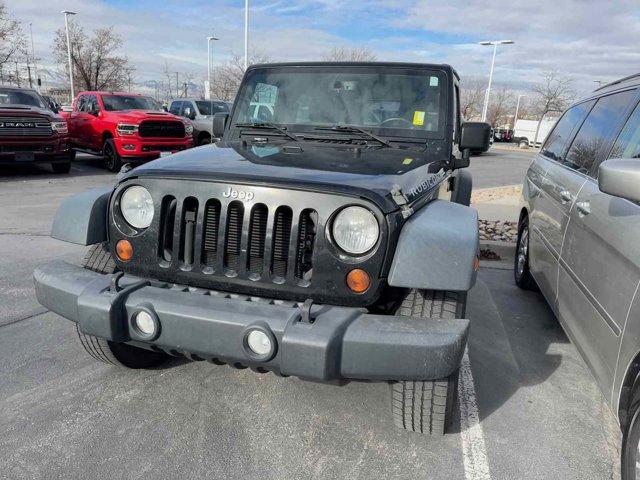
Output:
left=0, top=85, right=73, bottom=173
left=68, top=91, right=194, bottom=171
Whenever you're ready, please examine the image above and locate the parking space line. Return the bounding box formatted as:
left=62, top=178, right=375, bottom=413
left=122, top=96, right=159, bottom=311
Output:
left=459, top=348, right=491, bottom=480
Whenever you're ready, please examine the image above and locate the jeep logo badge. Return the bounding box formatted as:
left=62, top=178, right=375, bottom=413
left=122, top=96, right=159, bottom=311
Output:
left=222, top=187, right=254, bottom=201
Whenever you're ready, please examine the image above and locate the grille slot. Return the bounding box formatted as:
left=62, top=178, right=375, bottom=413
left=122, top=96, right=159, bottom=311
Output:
left=179, top=198, right=198, bottom=266
left=201, top=200, right=221, bottom=267
left=224, top=201, right=244, bottom=272
left=271, top=207, right=293, bottom=279
left=158, top=197, right=177, bottom=263
left=295, top=209, right=317, bottom=284
left=138, top=120, right=185, bottom=138
left=247, top=204, right=268, bottom=277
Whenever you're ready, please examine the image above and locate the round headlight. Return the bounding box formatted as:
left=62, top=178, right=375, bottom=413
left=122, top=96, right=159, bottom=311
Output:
left=332, top=206, right=379, bottom=255
left=120, top=186, right=154, bottom=229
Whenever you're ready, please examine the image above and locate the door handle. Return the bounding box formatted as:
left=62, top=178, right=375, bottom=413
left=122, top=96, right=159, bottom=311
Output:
left=560, top=190, right=572, bottom=203
left=576, top=201, right=591, bottom=216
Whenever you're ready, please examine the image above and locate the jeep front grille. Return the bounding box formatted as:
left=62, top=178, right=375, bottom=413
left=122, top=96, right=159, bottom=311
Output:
left=158, top=194, right=317, bottom=287
left=138, top=120, right=185, bottom=138
left=0, top=117, right=52, bottom=136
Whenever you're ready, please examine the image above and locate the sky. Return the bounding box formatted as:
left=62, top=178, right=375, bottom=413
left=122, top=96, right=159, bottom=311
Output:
left=8, top=0, right=640, bottom=94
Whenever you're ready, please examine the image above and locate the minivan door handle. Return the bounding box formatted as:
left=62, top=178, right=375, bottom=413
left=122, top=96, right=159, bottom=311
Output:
left=560, top=190, right=573, bottom=203
left=576, top=201, right=591, bottom=216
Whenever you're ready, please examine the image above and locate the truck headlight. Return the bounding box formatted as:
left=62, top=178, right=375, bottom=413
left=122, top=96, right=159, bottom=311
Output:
left=185, top=124, right=193, bottom=136
left=117, top=124, right=138, bottom=135
left=120, top=186, right=154, bottom=229
left=332, top=206, right=379, bottom=255
left=52, top=121, right=68, bottom=134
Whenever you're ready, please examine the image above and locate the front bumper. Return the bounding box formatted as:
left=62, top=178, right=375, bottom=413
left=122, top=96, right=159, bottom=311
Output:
left=34, top=260, right=469, bottom=382
left=113, top=136, right=193, bottom=158
left=0, top=137, right=70, bottom=165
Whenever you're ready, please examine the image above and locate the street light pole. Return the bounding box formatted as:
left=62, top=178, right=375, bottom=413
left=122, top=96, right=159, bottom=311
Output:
left=61, top=10, right=77, bottom=103
left=244, top=0, right=249, bottom=70
left=29, top=22, right=38, bottom=91
left=479, top=39, right=514, bottom=123
left=513, top=94, right=525, bottom=129
left=207, top=35, right=219, bottom=101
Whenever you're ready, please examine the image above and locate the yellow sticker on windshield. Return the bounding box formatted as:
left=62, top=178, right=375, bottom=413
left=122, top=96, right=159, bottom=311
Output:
left=403, top=158, right=413, bottom=165
left=413, top=111, right=425, bottom=126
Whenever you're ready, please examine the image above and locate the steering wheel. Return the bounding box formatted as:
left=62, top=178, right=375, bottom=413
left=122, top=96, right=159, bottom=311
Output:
left=379, top=117, right=413, bottom=128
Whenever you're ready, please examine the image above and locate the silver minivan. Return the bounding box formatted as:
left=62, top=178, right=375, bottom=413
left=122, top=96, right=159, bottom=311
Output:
left=516, top=73, right=640, bottom=479
left=168, top=98, right=232, bottom=145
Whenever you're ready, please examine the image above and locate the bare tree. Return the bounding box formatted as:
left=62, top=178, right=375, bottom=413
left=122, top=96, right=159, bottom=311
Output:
left=211, top=51, right=270, bottom=102
left=0, top=2, right=26, bottom=78
left=487, top=86, right=516, bottom=127
left=52, top=20, right=133, bottom=92
left=460, top=77, right=486, bottom=121
left=531, top=71, right=575, bottom=144
left=323, top=46, right=377, bottom=62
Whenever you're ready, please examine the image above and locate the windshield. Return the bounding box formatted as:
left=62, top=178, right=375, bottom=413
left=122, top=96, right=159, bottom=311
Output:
left=232, top=66, right=447, bottom=138
left=0, top=88, right=47, bottom=109
left=196, top=101, right=230, bottom=116
left=102, top=95, right=161, bottom=112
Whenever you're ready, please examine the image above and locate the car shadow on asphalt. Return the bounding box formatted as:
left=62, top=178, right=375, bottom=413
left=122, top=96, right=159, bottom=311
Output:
left=466, top=267, right=568, bottom=423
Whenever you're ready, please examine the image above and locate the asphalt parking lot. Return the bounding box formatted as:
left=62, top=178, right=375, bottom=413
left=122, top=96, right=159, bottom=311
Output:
left=0, top=150, right=621, bottom=480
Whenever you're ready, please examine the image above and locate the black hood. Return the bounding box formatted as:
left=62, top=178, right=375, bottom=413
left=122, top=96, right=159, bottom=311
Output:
left=0, top=104, right=61, bottom=120
left=125, top=141, right=450, bottom=213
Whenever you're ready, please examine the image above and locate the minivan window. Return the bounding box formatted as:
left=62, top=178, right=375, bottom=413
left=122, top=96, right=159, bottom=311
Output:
left=541, top=101, right=593, bottom=161
left=169, top=101, right=182, bottom=115
left=609, top=101, right=640, bottom=160
left=564, top=89, right=637, bottom=175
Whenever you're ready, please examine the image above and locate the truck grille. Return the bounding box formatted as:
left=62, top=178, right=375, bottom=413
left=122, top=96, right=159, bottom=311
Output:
left=0, top=117, right=52, bottom=136
left=138, top=120, right=185, bottom=138
left=157, top=194, right=317, bottom=287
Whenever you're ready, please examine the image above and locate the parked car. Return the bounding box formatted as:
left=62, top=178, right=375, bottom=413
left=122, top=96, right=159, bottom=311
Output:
left=67, top=91, right=194, bottom=171
left=168, top=98, right=231, bottom=145
left=493, top=128, right=513, bottom=142
left=34, top=61, right=491, bottom=436
left=514, top=73, right=640, bottom=479
left=0, top=85, right=73, bottom=173
left=513, top=118, right=557, bottom=148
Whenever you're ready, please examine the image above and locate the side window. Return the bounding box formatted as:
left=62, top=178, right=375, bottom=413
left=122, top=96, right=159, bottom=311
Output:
left=541, top=101, right=593, bottom=161
left=86, top=95, right=99, bottom=113
left=182, top=101, right=194, bottom=117
left=76, top=95, right=86, bottom=112
left=564, top=89, right=637, bottom=175
left=169, top=101, right=182, bottom=116
left=609, top=101, right=640, bottom=160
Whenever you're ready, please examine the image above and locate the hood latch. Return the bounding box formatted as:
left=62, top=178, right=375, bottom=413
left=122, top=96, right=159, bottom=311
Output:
left=390, top=185, right=414, bottom=219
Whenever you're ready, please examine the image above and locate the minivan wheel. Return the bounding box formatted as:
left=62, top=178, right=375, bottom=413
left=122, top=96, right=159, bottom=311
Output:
left=198, top=133, right=212, bottom=145
left=103, top=138, right=122, bottom=172
left=76, top=242, right=169, bottom=369
left=514, top=216, right=538, bottom=290
left=622, top=403, right=640, bottom=480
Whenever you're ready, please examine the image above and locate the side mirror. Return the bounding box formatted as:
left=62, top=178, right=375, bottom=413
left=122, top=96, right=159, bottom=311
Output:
left=598, top=158, right=640, bottom=203
left=453, top=122, right=492, bottom=169
left=213, top=112, right=229, bottom=138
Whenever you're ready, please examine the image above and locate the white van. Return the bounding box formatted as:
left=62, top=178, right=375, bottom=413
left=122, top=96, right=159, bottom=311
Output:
left=514, top=118, right=557, bottom=148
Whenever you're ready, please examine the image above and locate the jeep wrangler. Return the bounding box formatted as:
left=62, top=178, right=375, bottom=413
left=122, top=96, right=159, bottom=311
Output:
left=34, top=62, right=490, bottom=435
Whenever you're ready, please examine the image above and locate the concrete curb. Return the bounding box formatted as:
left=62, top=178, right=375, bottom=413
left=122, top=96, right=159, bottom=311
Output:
left=479, top=240, right=516, bottom=264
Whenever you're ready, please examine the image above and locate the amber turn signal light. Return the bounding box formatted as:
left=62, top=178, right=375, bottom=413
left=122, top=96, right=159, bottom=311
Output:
left=116, top=239, right=133, bottom=262
left=346, top=269, right=371, bottom=294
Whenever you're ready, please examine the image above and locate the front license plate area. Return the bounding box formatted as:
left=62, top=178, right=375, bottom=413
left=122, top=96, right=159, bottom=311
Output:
left=15, top=151, right=35, bottom=162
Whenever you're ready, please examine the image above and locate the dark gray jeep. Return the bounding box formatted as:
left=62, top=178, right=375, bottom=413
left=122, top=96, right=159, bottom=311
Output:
left=34, top=62, right=490, bottom=435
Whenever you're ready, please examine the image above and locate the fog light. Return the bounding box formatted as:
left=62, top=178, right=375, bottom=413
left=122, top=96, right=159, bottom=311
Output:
left=134, top=311, right=156, bottom=336
left=346, top=268, right=370, bottom=293
left=122, top=144, right=135, bottom=151
left=115, top=239, right=133, bottom=262
left=247, top=330, right=272, bottom=356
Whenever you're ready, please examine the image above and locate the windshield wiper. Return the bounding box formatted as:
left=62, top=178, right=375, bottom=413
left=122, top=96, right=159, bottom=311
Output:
left=235, top=122, right=299, bottom=142
left=314, top=125, right=393, bottom=148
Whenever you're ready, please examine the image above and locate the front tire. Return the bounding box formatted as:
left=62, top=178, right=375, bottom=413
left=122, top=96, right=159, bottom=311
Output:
left=77, top=242, right=168, bottom=369
left=623, top=403, right=640, bottom=480
left=514, top=215, right=538, bottom=291
left=103, top=138, right=122, bottom=172
left=389, top=289, right=465, bottom=435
